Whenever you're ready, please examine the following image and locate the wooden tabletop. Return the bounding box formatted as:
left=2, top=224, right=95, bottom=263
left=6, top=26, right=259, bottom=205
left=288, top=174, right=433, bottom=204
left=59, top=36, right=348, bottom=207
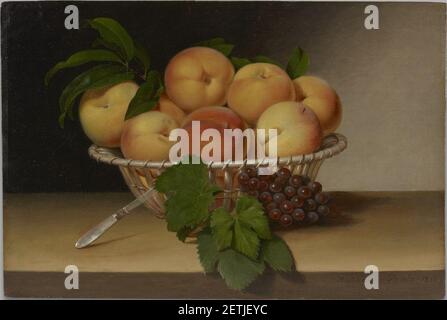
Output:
left=3, top=191, right=445, bottom=298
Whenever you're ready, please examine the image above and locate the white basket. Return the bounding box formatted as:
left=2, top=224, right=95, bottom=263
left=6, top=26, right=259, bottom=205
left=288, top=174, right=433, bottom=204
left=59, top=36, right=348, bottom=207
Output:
left=88, top=133, right=347, bottom=218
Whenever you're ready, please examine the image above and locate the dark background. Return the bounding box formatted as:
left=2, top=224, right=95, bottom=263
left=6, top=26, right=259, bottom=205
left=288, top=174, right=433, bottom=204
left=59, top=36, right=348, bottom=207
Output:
left=2, top=1, right=445, bottom=193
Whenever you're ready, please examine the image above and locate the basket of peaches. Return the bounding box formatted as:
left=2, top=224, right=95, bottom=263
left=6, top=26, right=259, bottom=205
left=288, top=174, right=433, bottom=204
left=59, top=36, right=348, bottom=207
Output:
left=46, top=18, right=347, bottom=290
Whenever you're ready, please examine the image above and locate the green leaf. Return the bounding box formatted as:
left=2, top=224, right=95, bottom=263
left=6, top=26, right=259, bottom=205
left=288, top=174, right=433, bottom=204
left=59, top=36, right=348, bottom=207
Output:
left=286, top=47, right=309, bottom=79
left=91, top=38, right=126, bottom=59
left=210, top=208, right=234, bottom=250
left=217, top=249, right=265, bottom=290
left=252, top=55, right=282, bottom=67
left=45, top=49, right=122, bottom=86
left=233, top=220, right=260, bottom=260
left=197, top=230, right=219, bottom=273
left=155, top=162, right=220, bottom=232
left=134, top=42, right=151, bottom=77
left=230, top=57, right=252, bottom=70
left=88, top=17, right=135, bottom=61
left=125, top=71, right=162, bottom=120
left=261, top=235, right=294, bottom=272
left=196, top=37, right=234, bottom=57
left=176, top=227, right=192, bottom=242
left=58, top=64, right=134, bottom=128
left=237, top=200, right=271, bottom=240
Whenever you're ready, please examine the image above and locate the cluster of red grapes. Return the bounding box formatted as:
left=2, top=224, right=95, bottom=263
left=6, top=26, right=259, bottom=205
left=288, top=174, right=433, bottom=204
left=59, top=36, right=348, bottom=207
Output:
left=238, top=167, right=331, bottom=228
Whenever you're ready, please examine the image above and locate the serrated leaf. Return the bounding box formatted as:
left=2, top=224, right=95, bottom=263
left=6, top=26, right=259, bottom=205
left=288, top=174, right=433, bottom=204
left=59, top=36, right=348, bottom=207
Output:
left=176, top=227, right=193, bottom=242
left=125, top=71, right=162, bottom=120
left=236, top=195, right=263, bottom=213
left=134, top=42, right=151, bottom=77
left=252, top=55, right=282, bottom=67
left=196, top=37, right=234, bottom=57
left=155, top=162, right=220, bottom=232
left=210, top=208, right=234, bottom=250
left=233, top=220, right=260, bottom=260
left=230, top=57, right=251, bottom=70
left=197, top=230, right=219, bottom=273
left=238, top=206, right=271, bottom=241
left=217, top=249, right=265, bottom=290
left=89, top=17, right=134, bottom=61
left=45, top=49, right=122, bottom=85
left=286, top=47, right=309, bottom=79
left=164, top=190, right=214, bottom=231
left=58, top=64, right=134, bottom=128
left=261, top=235, right=294, bottom=272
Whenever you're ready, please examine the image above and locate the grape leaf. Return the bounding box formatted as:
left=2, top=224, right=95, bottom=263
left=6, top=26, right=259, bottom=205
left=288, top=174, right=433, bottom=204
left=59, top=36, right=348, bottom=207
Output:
left=217, top=249, right=265, bottom=290
left=45, top=49, right=122, bottom=85
left=58, top=64, right=134, bottom=128
left=261, top=235, right=294, bottom=272
left=237, top=197, right=271, bottom=240
left=88, top=17, right=135, bottom=61
left=125, top=71, right=162, bottom=120
left=210, top=208, right=234, bottom=250
left=233, top=220, right=260, bottom=260
left=286, top=47, right=309, bottom=79
left=196, top=37, right=234, bottom=57
left=197, top=230, right=219, bottom=273
left=155, top=162, right=220, bottom=232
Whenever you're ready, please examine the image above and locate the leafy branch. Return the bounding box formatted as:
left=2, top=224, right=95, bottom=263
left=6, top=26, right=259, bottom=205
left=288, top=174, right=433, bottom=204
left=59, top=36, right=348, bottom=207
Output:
left=198, top=37, right=309, bottom=78
left=45, top=17, right=161, bottom=128
left=155, top=162, right=295, bottom=291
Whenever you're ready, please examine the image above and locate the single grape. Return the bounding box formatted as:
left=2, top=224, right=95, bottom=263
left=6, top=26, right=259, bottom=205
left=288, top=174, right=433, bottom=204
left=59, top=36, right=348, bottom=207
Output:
left=238, top=172, right=250, bottom=186
left=247, top=190, right=259, bottom=198
left=259, top=191, right=273, bottom=204
left=297, top=186, right=312, bottom=199
left=317, top=205, right=330, bottom=217
left=307, top=211, right=319, bottom=224
left=258, top=180, right=269, bottom=192
left=245, top=167, right=258, bottom=178
left=308, top=181, right=322, bottom=194
left=273, top=193, right=286, bottom=203
left=289, top=175, right=304, bottom=188
left=268, top=208, right=282, bottom=221
left=248, top=177, right=260, bottom=190
left=265, top=201, right=278, bottom=212
left=280, top=200, right=294, bottom=214
left=291, top=195, right=304, bottom=208
left=304, top=198, right=317, bottom=211
left=301, top=176, right=311, bottom=185
left=292, top=208, right=306, bottom=222
left=279, top=214, right=293, bottom=227
left=269, top=182, right=282, bottom=193
left=277, top=167, right=291, bottom=179
left=284, top=185, right=296, bottom=198
left=315, top=192, right=330, bottom=205
left=274, top=176, right=288, bottom=187
left=259, top=174, right=275, bottom=183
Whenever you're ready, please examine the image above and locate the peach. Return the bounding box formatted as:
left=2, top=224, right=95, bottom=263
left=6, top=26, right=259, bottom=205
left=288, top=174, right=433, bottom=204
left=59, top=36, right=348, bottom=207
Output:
left=79, top=81, right=139, bottom=147
left=180, top=107, right=247, bottom=163
left=227, top=63, right=296, bottom=125
left=293, top=76, right=342, bottom=135
left=180, top=106, right=246, bottom=129
left=256, top=101, right=322, bottom=157
left=120, top=111, right=178, bottom=161
left=154, top=93, right=186, bottom=125
left=164, top=47, right=235, bottom=112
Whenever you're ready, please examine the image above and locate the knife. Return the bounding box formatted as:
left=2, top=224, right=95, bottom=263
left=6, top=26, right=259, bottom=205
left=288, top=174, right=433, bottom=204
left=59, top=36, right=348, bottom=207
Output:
left=75, top=187, right=155, bottom=249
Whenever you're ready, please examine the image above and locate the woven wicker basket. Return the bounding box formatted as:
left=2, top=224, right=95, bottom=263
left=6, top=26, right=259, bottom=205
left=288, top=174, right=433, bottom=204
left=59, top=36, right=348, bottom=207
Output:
left=89, top=133, right=347, bottom=218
